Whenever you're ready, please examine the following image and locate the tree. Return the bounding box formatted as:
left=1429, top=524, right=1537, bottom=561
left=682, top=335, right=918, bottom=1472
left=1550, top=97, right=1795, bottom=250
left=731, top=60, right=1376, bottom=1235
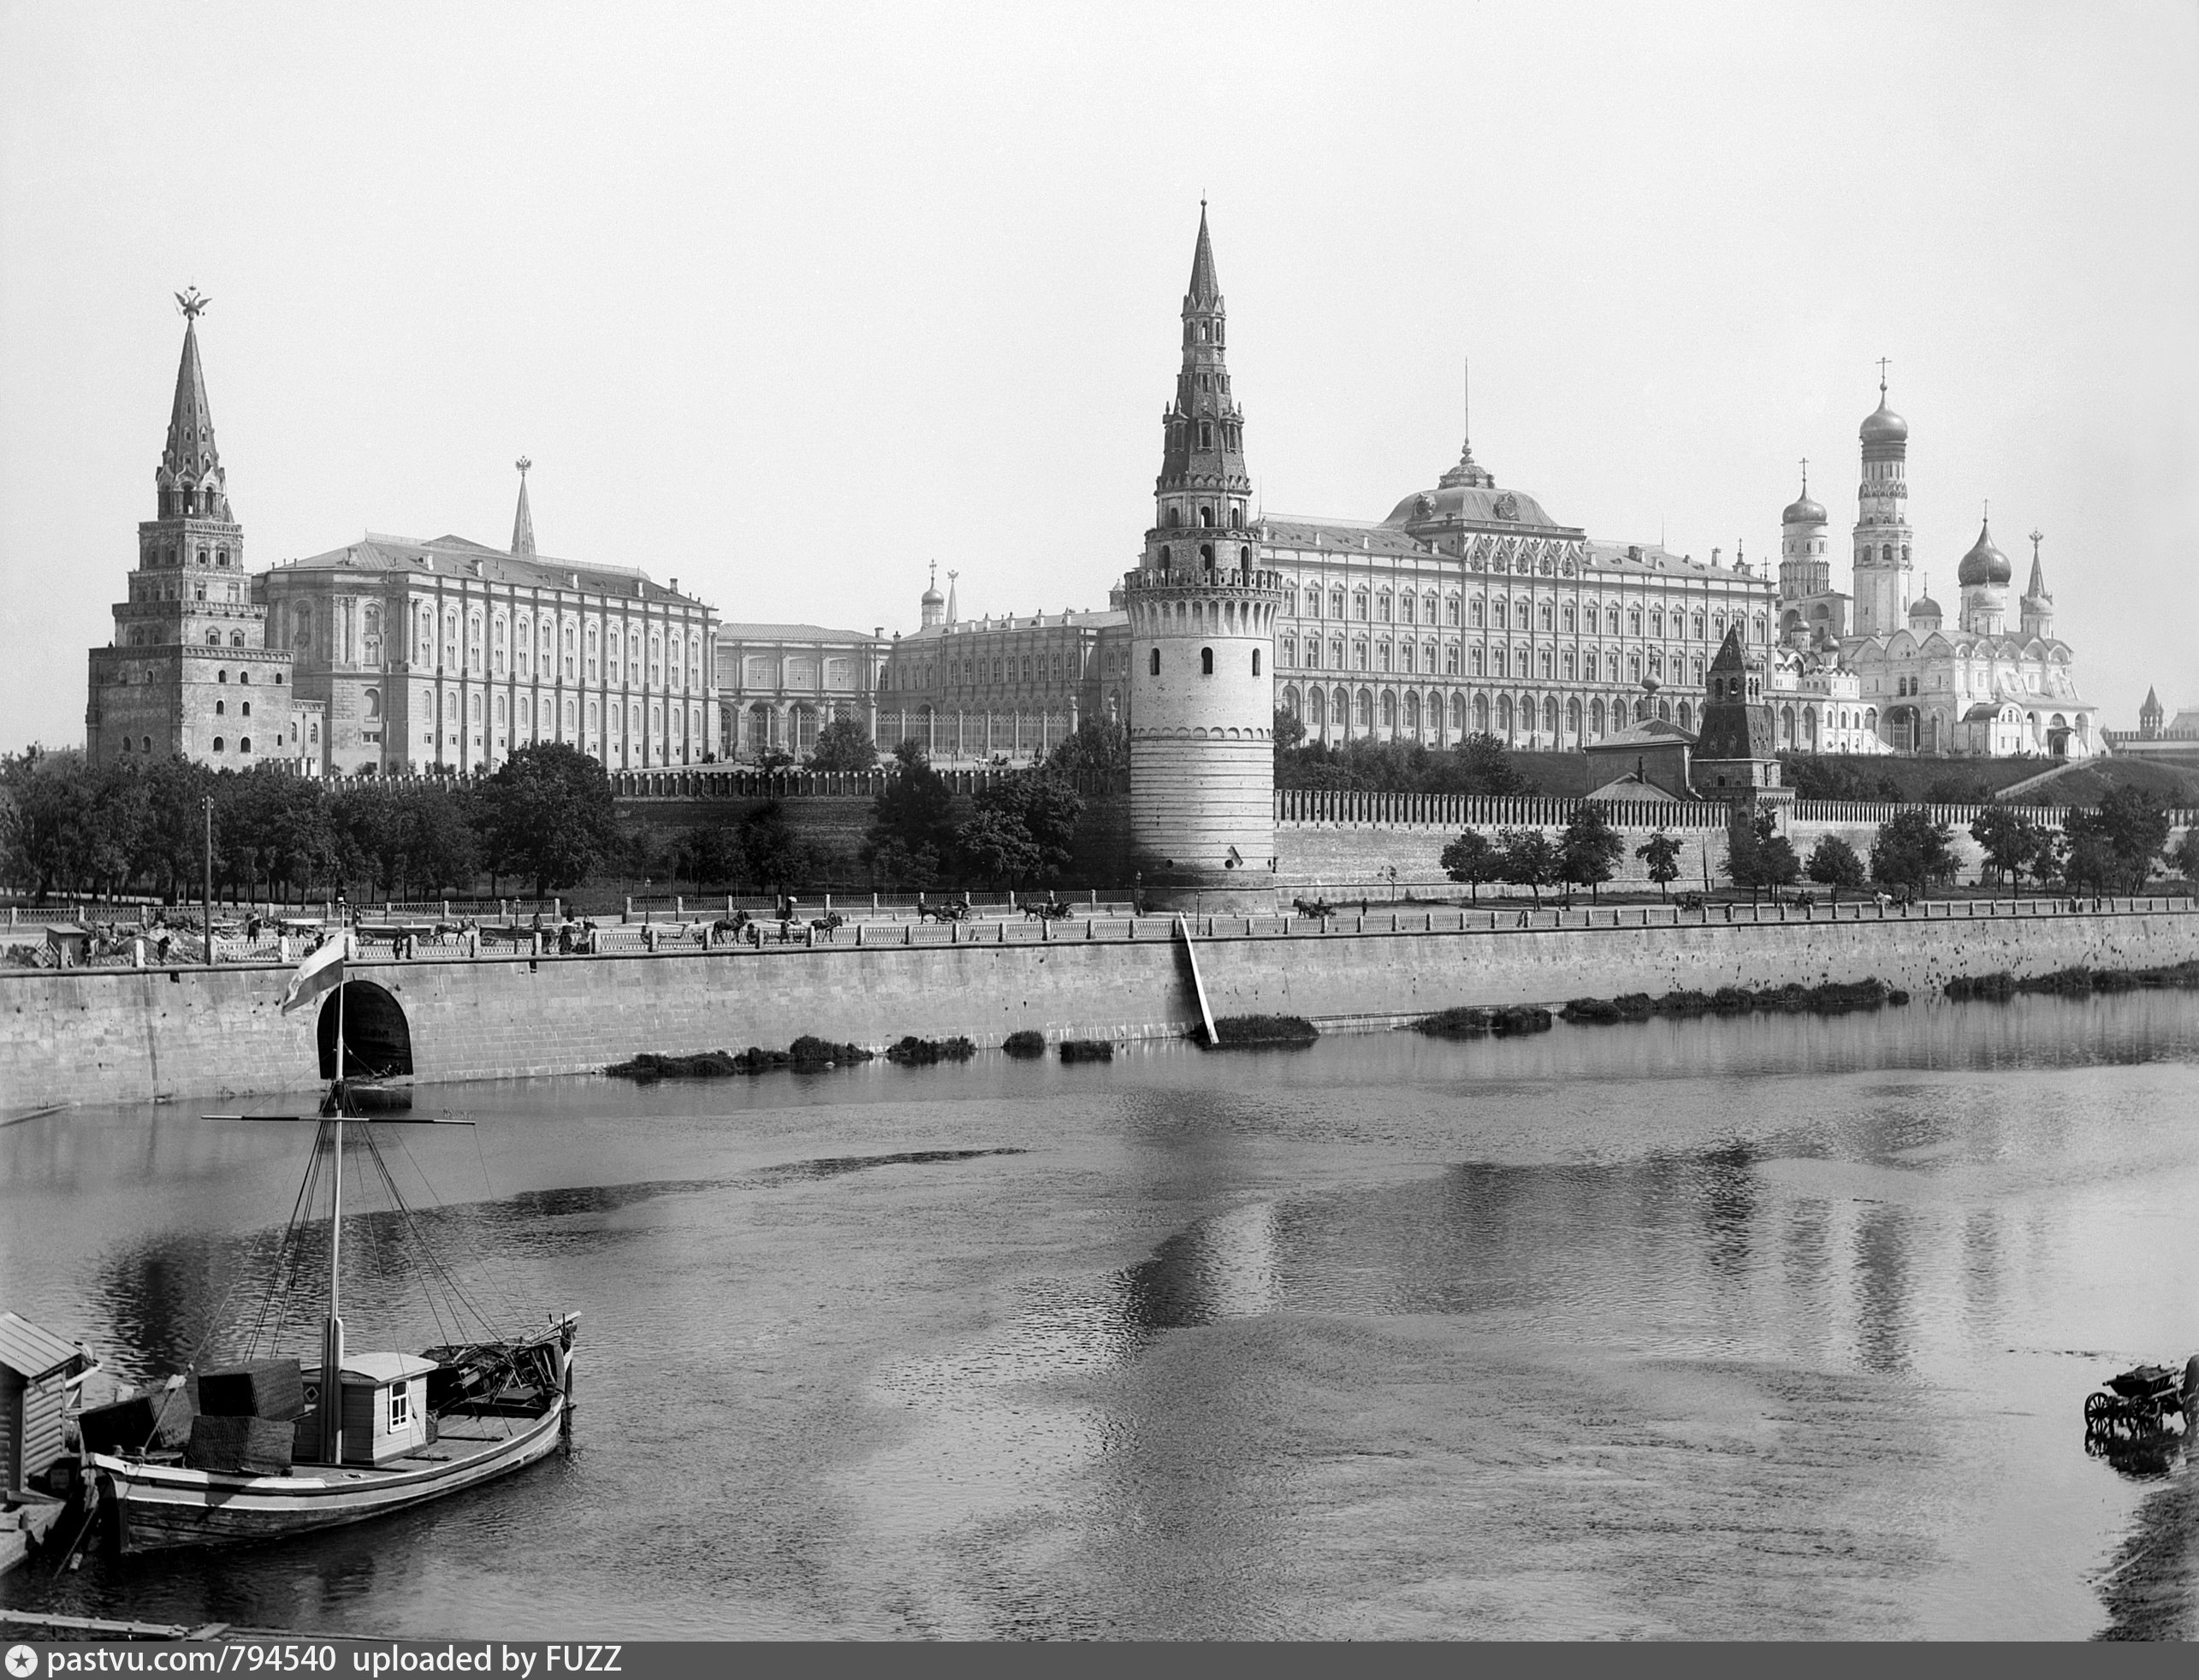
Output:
left=2061, top=787, right=2172, bottom=895
left=1969, top=807, right=2043, bottom=901
left=1043, top=717, right=1129, bottom=781
left=2171, top=825, right=2199, bottom=894
left=2026, top=827, right=2066, bottom=895
left=1805, top=834, right=1867, bottom=902
left=807, top=716, right=878, bottom=773
left=956, top=807, right=1043, bottom=886
left=1439, top=830, right=1502, bottom=902
left=1870, top=807, right=1956, bottom=895
left=738, top=802, right=801, bottom=893
left=1636, top=829, right=1683, bottom=899
left=674, top=823, right=744, bottom=892
left=1556, top=802, right=1624, bottom=904
left=1723, top=802, right=1767, bottom=902
left=1272, top=707, right=1307, bottom=752
left=862, top=742, right=960, bottom=878
left=476, top=742, right=619, bottom=897
left=1450, top=733, right=1529, bottom=796
left=1496, top=826, right=1558, bottom=908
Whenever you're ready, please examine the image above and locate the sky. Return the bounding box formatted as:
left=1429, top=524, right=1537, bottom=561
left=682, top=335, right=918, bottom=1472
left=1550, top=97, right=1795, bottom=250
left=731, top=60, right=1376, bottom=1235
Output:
left=2, top=1, right=2194, bottom=751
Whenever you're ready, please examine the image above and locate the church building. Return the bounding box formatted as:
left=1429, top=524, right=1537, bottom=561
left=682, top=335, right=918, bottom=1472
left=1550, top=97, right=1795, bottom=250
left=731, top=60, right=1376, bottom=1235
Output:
left=1774, top=377, right=2096, bottom=758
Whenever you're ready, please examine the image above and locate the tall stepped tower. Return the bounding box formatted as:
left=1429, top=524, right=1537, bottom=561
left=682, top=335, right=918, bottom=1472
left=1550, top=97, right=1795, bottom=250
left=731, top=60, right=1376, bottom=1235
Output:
left=86, top=291, right=293, bottom=768
left=1123, top=206, right=1285, bottom=906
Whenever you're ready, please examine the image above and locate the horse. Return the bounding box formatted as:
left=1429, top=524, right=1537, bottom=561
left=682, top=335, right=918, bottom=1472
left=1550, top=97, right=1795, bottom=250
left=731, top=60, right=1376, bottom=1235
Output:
left=916, top=901, right=969, bottom=924
left=1293, top=896, right=1336, bottom=920
left=1022, top=900, right=1072, bottom=921
left=809, top=912, right=846, bottom=939
left=712, top=910, right=753, bottom=946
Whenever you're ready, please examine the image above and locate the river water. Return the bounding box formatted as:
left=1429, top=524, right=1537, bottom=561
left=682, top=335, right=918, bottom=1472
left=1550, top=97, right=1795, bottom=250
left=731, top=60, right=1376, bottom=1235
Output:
left=3, top=993, right=2196, bottom=1640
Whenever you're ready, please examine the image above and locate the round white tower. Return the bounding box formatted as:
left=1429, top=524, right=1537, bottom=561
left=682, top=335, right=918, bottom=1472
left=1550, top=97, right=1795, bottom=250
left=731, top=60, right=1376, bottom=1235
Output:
left=1126, top=206, right=1284, bottom=906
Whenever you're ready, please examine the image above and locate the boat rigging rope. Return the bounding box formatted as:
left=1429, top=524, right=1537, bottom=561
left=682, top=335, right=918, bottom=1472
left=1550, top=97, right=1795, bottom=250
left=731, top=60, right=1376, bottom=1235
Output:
left=386, top=1121, right=529, bottom=1338
left=245, top=1115, right=333, bottom=1361
left=358, top=1121, right=507, bottom=1346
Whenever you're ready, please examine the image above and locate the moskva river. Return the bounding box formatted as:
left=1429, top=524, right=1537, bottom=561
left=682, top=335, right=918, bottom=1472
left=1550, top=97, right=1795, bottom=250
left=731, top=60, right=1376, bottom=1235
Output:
left=4, top=992, right=2196, bottom=1639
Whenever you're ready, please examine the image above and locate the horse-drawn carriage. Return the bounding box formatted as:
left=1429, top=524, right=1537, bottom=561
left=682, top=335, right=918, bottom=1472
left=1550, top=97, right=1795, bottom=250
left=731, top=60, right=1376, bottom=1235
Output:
left=2083, top=1358, right=2196, bottom=1450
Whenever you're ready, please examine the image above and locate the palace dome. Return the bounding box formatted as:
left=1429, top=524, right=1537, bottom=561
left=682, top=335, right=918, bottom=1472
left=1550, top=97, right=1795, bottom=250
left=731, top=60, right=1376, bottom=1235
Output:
left=1957, top=521, right=2012, bottom=587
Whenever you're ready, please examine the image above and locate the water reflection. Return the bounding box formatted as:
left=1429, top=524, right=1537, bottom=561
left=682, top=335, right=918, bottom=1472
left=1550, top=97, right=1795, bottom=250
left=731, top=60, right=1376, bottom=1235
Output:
left=3, top=992, right=2196, bottom=1637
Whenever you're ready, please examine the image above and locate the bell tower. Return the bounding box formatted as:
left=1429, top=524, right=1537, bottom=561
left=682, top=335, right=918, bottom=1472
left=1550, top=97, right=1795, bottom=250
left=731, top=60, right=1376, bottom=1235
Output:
left=1851, top=364, right=1913, bottom=639
left=1124, top=206, right=1284, bottom=905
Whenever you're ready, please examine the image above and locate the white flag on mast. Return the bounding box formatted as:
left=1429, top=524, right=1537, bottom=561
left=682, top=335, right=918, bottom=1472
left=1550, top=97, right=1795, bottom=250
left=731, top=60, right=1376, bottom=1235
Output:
left=280, top=931, right=351, bottom=1015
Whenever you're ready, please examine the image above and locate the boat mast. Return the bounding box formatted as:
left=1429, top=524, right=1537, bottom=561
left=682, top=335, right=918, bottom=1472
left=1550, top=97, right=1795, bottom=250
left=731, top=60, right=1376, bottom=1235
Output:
left=319, top=945, right=347, bottom=1465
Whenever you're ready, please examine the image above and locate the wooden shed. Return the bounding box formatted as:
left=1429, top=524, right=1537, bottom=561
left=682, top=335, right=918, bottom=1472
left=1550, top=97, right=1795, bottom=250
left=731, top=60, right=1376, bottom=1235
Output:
left=299, top=1352, right=434, bottom=1467
left=0, top=1311, right=90, bottom=1491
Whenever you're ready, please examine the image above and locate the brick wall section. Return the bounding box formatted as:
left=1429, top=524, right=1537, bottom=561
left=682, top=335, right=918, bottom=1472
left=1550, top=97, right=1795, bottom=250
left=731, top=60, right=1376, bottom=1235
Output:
left=4, top=905, right=2196, bottom=1109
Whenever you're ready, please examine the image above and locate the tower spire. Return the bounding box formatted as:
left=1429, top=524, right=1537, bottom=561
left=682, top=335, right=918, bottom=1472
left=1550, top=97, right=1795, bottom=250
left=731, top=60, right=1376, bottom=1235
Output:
left=1150, top=203, right=1251, bottom=552
left=158, top=287, right=228, bottom=520
left=1188, top=200, right=1219, bottom=305
left=511, top=458, right=536, bottom=557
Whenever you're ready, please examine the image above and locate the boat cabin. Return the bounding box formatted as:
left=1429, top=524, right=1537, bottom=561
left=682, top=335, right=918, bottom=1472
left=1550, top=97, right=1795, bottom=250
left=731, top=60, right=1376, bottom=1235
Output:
left=300, top=1352, right=436, bottom=1467
left=0, top=1311, right=92, bottom=1492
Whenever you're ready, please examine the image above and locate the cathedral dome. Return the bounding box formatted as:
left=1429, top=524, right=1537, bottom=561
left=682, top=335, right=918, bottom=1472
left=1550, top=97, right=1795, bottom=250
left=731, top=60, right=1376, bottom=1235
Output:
left=1781, top=491, right=1826, bottom=526
left=1956, top=521, right=2012, bottom=587
left=1908, top=594, right=1942, bottom=623
left=1859, top=396, right=1908, bottom=445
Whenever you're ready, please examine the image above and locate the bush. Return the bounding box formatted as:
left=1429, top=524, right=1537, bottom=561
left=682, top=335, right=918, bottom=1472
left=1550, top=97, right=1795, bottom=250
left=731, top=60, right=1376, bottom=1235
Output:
left=1002, top=1029, right=1047, bottom=1058
left=1058, top=1038, right=1114, bottom=1062
left=787, top=1035, right=874, bottom=1069
left=1415, top=1006, right=1496, bottom=1038
left=885, top=1035, right=977, bottom=1066
left=1203, top=1014, right=1319, bottom=1048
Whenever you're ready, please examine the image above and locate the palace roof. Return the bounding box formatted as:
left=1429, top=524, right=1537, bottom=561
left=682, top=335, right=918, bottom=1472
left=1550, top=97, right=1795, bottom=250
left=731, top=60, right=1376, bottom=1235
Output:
left=279, top=532, right=707, bottom=606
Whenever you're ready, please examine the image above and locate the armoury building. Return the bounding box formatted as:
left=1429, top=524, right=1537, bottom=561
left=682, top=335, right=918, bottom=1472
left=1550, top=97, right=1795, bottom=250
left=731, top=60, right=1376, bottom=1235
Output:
left=266, top=465, right=718, bottom=778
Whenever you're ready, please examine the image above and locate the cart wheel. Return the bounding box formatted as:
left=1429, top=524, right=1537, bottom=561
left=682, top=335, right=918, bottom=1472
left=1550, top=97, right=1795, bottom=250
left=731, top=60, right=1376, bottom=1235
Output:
left=2084, top=1393, right=2111, bottom=1422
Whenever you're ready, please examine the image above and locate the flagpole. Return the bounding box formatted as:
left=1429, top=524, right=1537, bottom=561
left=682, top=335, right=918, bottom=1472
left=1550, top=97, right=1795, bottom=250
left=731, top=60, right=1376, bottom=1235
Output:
left=320, top=931, right=347, bottom=1466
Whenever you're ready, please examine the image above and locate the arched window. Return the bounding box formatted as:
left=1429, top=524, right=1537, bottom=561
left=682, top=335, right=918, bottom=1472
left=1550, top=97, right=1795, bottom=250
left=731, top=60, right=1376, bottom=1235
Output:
left=1378, top=592, right=1394, bottom=622
left=1629, top=608, right=1643, bottom=634
left=1331, top=589, right=1346, bottom=618
left=1149, top=648, right=1160, bottom=676
left=214, top=699, right=225, bottom=716
left=1470, top=598, right=1484, bottom=627
left=1200, top=647, right=1214, bottom=676
left=1403, top=691, right=1420, bottom=733
left=1354, top=689, right=1372, bottom=728
left=239, top=736, right=252, bottom=754
left=1607, top=608, right=1621, bottom=634
left=1543, top=697, right=1559, bottom=735
left=205, top=630, right=220, bottom=646
left=1251, top=648, right=1261, bottom=676
left=1496, top=694, right=1513, bottom=735
left=1240, top=546, right=1252, bottom=566
left=1200, top=544, right=1215, bottom=567
left=211, top=736, right=225, bottom=754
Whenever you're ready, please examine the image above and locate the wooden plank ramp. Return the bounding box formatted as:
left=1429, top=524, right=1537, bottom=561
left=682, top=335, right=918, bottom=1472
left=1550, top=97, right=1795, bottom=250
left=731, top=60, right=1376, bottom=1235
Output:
left=1173, top=916, right=1218, bottom=1045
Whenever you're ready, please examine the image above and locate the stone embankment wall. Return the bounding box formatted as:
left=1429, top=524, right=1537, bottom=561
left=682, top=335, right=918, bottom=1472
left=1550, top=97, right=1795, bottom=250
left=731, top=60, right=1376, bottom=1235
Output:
left=1274, top=788, right=2196, bottom=891
left=4, top=902, right=2196, bottom=1109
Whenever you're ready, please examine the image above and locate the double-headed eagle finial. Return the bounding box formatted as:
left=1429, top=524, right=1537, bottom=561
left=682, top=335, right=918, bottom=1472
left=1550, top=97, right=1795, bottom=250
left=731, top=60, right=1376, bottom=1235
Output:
left=175, top=287, right=210, bottom=320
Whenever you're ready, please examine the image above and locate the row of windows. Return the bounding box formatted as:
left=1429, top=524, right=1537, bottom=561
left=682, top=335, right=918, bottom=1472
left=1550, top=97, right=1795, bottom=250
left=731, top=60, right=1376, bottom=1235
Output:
left=1282, top=685, right=1697, bottom=741
left=141, top=544, right=233, bottom=569
left=275, top=598, right=708, bottom=690
left=127, top=627, right=256, bottom=648
left=1285, top=588, right=1766, bottom=641
left=1279, top=635, right=1720, bottom=685
left=1146, top=647, right=1260, bottom=677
